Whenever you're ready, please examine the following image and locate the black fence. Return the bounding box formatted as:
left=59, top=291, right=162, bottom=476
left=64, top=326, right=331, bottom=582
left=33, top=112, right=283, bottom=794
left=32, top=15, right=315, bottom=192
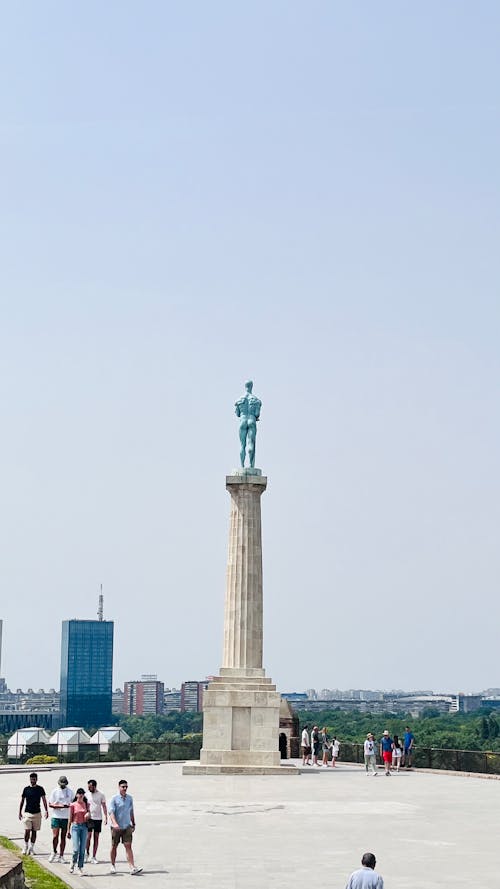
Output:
left=3, top=740, right=500, bottom=774
left=337, top=741, right=500, bottom=774
left=1, top=739, right=202, bottom=765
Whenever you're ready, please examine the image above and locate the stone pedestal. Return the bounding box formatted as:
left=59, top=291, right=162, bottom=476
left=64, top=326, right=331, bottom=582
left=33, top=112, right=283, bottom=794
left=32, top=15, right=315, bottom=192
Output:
left=183, top=471, right=297, bottom=775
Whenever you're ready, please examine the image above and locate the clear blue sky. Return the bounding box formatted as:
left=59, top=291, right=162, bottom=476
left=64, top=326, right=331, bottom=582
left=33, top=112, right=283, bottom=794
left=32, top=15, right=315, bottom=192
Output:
left=0, top=2, right=499, bottom=693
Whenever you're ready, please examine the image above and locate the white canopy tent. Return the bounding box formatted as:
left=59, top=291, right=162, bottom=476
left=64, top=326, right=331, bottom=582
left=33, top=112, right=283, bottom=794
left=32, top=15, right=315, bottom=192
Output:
left=89, top=726, right=131, bottom=752
left=7, top=727, right=52, bottom=758
left=48, top=727, right=92, bottom=753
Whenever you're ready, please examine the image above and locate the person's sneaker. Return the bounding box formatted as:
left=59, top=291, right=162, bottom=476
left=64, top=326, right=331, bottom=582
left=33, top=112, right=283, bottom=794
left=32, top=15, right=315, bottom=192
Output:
left=48, top=852, right=56, bottom=862
left=90, top=857, right=98, bottom=864
left=69, top=864, right=75, bottom=874
left=130, top=867, right=143, bottom=875
left=22, top=845, right=29, bottom=855
left=78, top=868, right=85, bottom=876
left=110, top=865, right=117, bottom=875
left=28, top=846, right=35, bottom=855
left=59, top=856, right=66, bottom=864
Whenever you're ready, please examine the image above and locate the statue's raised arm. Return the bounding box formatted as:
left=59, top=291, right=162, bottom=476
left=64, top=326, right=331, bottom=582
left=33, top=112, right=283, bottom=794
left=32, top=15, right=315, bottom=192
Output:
left=235, top=380, right=262, bottom=469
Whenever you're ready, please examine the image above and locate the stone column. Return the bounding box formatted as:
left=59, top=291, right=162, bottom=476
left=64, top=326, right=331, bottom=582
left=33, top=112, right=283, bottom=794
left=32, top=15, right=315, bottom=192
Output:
left=183, top=469, right=297, bottom=775
left=222, top=474, right=266, bottom=675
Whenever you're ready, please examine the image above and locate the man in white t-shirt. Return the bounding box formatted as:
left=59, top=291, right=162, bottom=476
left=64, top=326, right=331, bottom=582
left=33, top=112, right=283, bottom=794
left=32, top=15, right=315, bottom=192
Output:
left=85, top=779, right=108, bottom=864
left=48, top=776, right=74, bottom=863
left=301, top=726, right=311, bottom=765
left=363, top=734, right=378, bottom=776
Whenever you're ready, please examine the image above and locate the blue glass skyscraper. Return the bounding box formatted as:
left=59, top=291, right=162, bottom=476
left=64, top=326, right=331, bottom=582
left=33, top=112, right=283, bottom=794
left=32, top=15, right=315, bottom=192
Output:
left=60, top=619, right=114, bottom=729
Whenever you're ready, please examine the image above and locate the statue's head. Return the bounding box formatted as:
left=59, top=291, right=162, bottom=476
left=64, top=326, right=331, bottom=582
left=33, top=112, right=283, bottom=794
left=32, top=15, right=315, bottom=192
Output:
left=245, top=380, right=253, bottom=392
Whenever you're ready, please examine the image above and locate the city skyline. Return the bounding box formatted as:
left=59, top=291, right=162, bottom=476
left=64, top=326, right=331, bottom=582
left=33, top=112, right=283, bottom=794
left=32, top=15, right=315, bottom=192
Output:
left=1, top=3, right=499, bottom=693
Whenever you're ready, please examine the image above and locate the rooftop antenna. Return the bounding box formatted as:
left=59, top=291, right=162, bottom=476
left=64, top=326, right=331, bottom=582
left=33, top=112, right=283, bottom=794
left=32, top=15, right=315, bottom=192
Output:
left=97, top=585, right=104, bottom=621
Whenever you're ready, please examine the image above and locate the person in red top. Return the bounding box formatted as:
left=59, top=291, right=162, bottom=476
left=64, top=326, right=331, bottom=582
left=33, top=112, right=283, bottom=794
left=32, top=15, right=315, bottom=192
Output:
left=67, top=789, right=90, bottom=876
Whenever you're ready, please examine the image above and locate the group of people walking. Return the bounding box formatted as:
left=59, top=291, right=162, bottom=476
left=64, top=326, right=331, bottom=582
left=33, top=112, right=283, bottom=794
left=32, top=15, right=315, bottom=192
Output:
left=364, top=726, right=415, bottom=776
left=301, top=725, right=340, bottom=766
left=18, top=772, right=142, bottom=876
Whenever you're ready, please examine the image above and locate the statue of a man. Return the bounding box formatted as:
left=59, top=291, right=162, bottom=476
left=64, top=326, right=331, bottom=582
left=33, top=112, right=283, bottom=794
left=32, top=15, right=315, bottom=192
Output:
left=235, top=380, right=262, bottom=468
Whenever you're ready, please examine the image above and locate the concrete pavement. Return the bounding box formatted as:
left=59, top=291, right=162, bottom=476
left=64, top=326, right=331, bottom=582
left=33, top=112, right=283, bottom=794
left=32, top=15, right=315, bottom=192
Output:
left=1, top=760, right=497, bottom=887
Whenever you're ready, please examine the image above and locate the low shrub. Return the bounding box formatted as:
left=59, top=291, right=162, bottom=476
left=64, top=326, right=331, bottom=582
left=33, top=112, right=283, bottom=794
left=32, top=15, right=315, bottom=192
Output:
left=26, top=755, right=59, bottom=764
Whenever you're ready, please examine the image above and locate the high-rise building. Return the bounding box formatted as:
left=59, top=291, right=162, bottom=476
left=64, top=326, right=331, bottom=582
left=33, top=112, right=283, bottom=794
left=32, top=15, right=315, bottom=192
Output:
left=123, top=676, right=164, bottom=715
left=60, top=618, right=113, bottom=728
left=181, top=680, right=207, bottom=712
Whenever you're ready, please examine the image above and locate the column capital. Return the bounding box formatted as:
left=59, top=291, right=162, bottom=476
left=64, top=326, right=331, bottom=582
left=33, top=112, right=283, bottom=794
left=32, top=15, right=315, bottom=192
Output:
left=226, top=474, right=267, bottom=492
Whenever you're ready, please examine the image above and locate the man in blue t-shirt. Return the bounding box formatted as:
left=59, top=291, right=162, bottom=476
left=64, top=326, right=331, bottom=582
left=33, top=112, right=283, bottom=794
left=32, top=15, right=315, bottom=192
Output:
left=108, top=780, right=142, bottom=876
left=403, top=726, right=415, bottom=768
left=345, top=852, right=384, bottom=888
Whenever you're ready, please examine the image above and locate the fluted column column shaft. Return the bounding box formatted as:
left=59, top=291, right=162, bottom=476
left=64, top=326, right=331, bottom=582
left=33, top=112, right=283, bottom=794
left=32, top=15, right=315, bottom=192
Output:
left=222, top=475, right=267, bottom=671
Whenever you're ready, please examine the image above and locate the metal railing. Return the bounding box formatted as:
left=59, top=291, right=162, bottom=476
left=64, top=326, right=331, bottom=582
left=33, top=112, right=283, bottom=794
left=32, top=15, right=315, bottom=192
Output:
left=2, top=739, right=500, bottom=774
left=1, top=739, right=202, bottom=765
left=337, top=741, right=500, bottom=774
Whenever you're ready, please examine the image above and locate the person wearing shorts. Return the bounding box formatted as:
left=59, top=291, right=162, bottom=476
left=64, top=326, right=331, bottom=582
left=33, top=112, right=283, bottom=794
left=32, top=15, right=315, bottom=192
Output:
left=86, top=779, right=107, bottom=863
left=301, top=725, right=311, bottom=765
left=108, top=780, right=142, bottom=875
left=48, top=776, right=74, bottom=862
left=19, top=772, right=48, bottom=855
left=392, top=735, right=402, bottom=772
left=379, top=730, right=393, bottom=776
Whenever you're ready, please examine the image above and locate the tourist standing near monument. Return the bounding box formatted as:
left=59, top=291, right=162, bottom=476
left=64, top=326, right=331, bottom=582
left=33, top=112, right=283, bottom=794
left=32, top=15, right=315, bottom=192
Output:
left=301, top=725, right=311, bottom=765
left=379, top=730, right=393, bottom=776
left=345, top=852, right=384, bottom=888
left=392, top=734, right=403, bottom=772
left=18, top=772, right=48, bottom=855
left=108, top=779, right=142, bottom=875
left=321, top=727, right=330, bottom=766
left=363, top=734, right=378, bottom=775
left=403, top=725, right=415, bottom=767
left=330, top=736, right=340, bottom=766
left=311, top=726, right=321, bottom=765
left=48, top=776, right=74, bottom=862
left=85, top=778, right=107, bottom=863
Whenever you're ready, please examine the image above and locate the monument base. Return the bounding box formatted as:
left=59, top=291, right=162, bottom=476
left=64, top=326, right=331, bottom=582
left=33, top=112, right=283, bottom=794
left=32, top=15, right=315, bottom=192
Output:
left=182, top=762, right=298, bottom=775
left=183, top=671, right=297, bottom=776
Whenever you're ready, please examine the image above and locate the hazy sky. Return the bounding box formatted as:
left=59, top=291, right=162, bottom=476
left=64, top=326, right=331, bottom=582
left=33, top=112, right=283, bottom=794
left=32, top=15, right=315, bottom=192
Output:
left=0, top=2, right=499, bottom=695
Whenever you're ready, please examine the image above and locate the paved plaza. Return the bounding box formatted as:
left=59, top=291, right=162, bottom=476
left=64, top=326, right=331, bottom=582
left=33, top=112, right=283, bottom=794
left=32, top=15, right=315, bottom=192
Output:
left=0, top=760, right=497, bottom=888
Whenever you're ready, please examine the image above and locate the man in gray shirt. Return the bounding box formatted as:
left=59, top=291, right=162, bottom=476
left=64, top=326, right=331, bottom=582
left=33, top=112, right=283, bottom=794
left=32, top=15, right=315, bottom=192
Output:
left=345, top=853, right=384, bottom=889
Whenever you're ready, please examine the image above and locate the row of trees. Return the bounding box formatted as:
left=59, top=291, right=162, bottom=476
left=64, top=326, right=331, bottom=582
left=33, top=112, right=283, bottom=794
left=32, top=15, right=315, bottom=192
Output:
left=3, top=708, right=497, bottom=754
left=116, top=711, right=202, bottom=742
left=114, top=707, right=500, bottom=752
left=295, top=708, right=500, bottom=751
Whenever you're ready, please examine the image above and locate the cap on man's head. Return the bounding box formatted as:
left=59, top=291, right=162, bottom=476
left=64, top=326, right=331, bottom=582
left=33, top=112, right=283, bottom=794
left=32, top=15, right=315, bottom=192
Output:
left=58, top=776, right=68, bottom=786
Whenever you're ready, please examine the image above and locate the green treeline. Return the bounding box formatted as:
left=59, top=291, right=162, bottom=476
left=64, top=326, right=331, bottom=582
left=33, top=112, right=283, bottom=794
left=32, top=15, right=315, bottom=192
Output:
left=114, top=708, right=500, bottom=752
left=116, top=711, right=202, bottom=741
left=295, top=708, right=500, bottom=751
